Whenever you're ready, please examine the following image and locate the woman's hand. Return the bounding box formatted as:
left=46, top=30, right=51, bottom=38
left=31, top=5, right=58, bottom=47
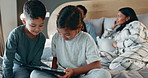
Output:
left=111, top=20, right=118, bottom=30
left=56, top=68, right=74, bottom=78
left=112, top=41, right=117, bottom=48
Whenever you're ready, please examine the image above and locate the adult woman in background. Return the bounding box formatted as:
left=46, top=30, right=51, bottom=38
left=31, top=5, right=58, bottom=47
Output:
left=99, top=7, right=148, bottom=70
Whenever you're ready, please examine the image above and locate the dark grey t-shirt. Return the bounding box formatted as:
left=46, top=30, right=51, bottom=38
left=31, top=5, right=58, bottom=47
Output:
left=3, top=25, right=46, bottom=78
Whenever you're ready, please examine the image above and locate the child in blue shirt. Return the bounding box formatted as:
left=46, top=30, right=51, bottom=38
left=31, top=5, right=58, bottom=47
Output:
left=2, top=0, right=46, bottom=78
left=30, top=5, right=111, bottom=78
left=77, top=5, right=97, bottom=42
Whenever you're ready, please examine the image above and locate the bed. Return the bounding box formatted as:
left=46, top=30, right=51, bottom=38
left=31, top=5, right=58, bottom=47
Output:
left=43, top=0, right=148, bottom=78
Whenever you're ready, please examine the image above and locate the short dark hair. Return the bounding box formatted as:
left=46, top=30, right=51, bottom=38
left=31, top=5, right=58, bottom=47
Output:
left=23, top=0, right=46, bottom=19
left=76, top=5, right=87, bottom=15
left=57, top=5, right=82, bottom=30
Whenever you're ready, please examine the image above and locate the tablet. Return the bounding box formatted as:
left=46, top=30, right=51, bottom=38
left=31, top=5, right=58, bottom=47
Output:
left=25, top=65, right=65, bottom=76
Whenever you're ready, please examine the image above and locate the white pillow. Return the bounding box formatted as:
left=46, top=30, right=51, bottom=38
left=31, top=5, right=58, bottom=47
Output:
left=97, top=37, right=115, bottom=52
left=42, top=39, right=53, bottom=61
left=84, top=17, right=104, bottom=36
left=137, top=13, right=148, bottom=28
left=104, top=17, right=116, bottom=31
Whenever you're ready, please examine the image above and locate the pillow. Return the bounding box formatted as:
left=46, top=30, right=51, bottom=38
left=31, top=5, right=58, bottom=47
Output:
left=84, top=17, right=104, bottom=36
left=97, top=37, right=115, bottom=52
left=104, top=17, right=116, bottom=31
left=137, top=13, right=148, bottom=28
left=41, top=39, right=53, bottom=61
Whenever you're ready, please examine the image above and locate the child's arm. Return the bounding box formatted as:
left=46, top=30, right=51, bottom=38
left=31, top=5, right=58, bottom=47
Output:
left=3, top=31, right=17, bottom=78
left=57, top=61, right=101, bottom=78
left=52, top=57, right=58, bottom=69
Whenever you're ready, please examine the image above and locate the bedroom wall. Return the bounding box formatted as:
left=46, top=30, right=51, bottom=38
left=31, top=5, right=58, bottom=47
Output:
left=0, top=0, right=17, bottom=43
left=0, top=6, right=4, bottom=56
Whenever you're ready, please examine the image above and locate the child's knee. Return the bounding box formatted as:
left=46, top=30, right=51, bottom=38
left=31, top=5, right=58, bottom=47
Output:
left=30, top=70, right=57, bottom=78
left=30, top=70, right=39, bottom=78
left=97, top=69, right=111, bottom=78
left=87, top=69, right=111, bottom=78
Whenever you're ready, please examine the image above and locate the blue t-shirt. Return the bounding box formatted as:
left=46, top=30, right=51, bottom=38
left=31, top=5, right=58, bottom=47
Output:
left=2, top=25, right=46, bottom=78
left=86, top=24, right=97, bottom=42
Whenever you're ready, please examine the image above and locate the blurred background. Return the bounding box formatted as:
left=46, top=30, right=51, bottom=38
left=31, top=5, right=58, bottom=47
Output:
left=0, top=0, right=89, bottom=56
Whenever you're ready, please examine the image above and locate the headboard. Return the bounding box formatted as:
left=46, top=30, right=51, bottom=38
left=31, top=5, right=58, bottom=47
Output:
left=47, top=0, right=148, bottom=39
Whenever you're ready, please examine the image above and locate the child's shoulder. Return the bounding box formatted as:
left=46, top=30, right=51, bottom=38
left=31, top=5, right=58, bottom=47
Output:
left=10, top=25, right=24, bottom=34
left=80, top=31, right=96, bottom=42
left=52, top=32, right=61, bottom=40
left=80, top=31, right=92, bottom=38
left=7, top=25, right=25, bottom=40
left=73, top=31, right=93, bottom=42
